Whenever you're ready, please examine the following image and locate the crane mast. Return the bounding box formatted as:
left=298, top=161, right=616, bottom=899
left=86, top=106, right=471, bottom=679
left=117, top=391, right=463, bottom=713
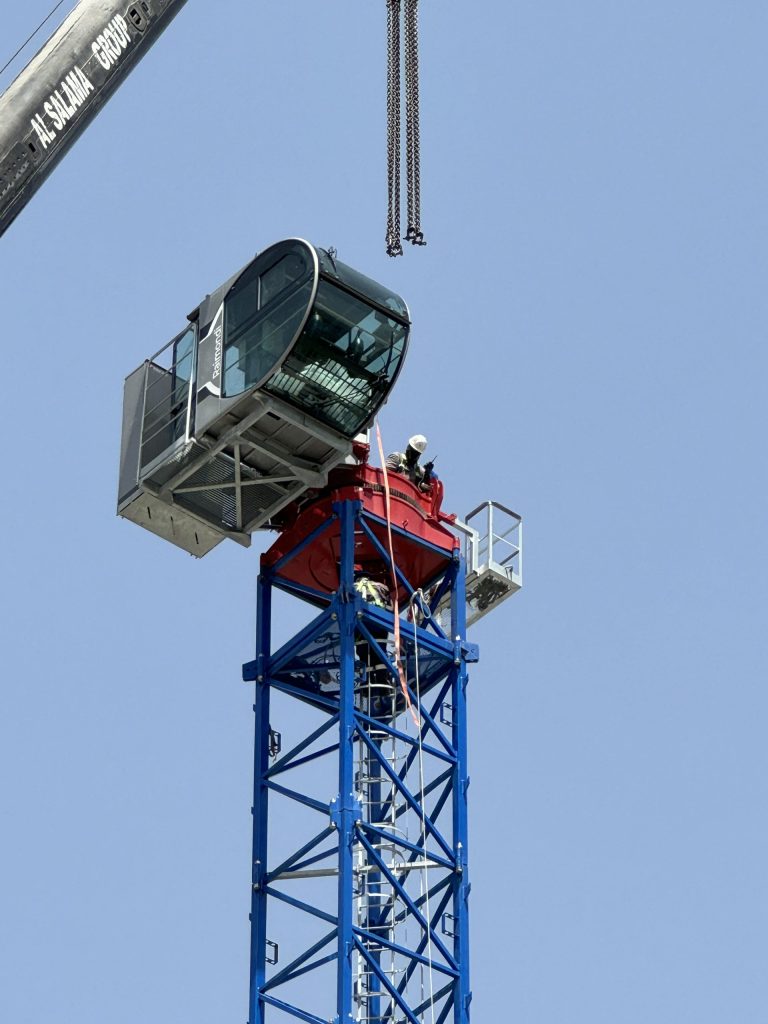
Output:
left=244, top=491, right=477, bottom=1024
left=0, top=0, right=189, bottom=239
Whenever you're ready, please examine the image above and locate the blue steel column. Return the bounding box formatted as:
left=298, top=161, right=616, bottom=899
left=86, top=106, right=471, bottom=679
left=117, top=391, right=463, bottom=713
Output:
left=335, top=500, right=359, bottom=1024
left=249, top=568, right=272, bottom=1024
left=451, top=549, right=472, bottom=1024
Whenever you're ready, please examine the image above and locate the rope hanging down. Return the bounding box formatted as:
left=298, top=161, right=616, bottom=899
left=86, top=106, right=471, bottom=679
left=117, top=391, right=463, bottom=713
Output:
left=386, top=0, right=426, bottom=256
left=0, top=0, right=69, bottom=78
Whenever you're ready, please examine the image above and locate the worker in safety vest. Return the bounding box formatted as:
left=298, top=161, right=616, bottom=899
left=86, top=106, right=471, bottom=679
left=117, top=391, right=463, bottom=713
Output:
left=353, top=567, right=394, bottom=710
left=385, top=434, right=434, bottom=490
left=354, top=566, right=392, bottom=610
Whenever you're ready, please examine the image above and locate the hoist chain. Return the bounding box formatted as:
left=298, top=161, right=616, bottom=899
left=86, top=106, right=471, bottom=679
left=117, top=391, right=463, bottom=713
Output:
left=386, top=0, right=403, bottom=257
left=404, top=0, right=425, bottom=246
left=385, top=0, right=425, bottom=256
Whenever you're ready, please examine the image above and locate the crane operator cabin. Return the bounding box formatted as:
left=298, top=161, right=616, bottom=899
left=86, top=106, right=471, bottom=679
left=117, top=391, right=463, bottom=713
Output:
left=118, top=239, right=411, bottom=555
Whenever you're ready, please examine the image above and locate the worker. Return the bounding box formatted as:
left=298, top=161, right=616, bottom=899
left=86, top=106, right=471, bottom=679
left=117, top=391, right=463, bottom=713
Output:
left=353, top=566, right=395, bottom=714
left=318, top=569, right=390, bottom=696
left=385, top=434, right=434, bottom=489
left=354, top=566, right=392, bottom=609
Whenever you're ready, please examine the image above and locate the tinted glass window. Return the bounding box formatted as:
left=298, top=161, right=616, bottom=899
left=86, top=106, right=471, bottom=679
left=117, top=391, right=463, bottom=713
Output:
left=141, top=325, right=195, bottom=468
left=223, top=250, right=313, bottom=397
left=316, top=250, right=409, bottom=321
left=261, top=252, right=307, bottom=308
left=225, top=261, right=260, bottom=339
left=264, top=280, right=408, bottom=437
left=173, top=326, right=195, bottom=385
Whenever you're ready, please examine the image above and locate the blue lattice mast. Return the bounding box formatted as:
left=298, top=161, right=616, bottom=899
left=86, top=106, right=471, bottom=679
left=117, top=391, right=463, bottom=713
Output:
left=244, top=488, right=479, bottom=1024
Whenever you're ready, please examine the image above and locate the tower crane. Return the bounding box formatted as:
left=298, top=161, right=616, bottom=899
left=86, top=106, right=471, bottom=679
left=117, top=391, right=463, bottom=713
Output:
left=117, top=237, right=524, bottom=1022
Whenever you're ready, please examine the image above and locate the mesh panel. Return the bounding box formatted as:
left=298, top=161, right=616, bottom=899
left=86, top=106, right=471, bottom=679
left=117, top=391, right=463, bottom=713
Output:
left=142, top=439, right=200, bottom=488
left=173, top=452, right=291, bottom=531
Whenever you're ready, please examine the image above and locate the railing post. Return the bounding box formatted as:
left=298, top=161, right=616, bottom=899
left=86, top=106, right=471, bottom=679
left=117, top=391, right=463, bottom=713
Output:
left=487, top=501, right=494, bottom=568
left=138, top=359, right=150, bottom=472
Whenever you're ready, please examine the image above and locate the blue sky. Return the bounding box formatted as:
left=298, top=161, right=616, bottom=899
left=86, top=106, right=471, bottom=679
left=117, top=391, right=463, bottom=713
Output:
left=1, top=2, right=767, bottom=1021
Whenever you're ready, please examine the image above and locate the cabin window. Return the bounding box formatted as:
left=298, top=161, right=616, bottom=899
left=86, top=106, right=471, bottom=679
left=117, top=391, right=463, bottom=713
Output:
left=264, top=280, right=408, bottom=437
left=260, top=252, right=307, bottom=308
left=223, top=250, right=313, bottom=397
left=141, top=324, right=196, bottom=469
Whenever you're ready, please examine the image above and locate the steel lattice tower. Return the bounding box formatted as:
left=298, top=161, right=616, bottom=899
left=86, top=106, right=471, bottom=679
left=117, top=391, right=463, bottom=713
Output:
left=244, top=498, right=478, bottom=1024
left=115, top=236, right=522, bottom=1023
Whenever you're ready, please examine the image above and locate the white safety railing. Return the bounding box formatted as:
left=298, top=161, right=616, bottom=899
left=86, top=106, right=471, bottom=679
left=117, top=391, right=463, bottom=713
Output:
left=451, top=501, right=523, bottom=626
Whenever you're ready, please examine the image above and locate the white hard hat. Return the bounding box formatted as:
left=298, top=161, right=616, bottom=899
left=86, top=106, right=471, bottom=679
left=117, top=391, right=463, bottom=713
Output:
left=408, top=434, right=428, bottom=454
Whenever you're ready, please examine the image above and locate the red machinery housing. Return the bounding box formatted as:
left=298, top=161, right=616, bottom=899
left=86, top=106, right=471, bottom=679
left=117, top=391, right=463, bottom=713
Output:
left=263, top=451, right=458, bottom=602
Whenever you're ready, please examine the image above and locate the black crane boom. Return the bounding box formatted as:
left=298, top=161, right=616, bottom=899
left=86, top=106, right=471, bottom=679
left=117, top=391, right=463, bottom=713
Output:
left=0, top=0, right=189, bottom=239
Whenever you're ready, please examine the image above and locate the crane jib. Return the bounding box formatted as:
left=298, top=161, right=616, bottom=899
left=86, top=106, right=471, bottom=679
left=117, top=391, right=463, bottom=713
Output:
left=29, top=16, right=131, bottom=149
left=0, top=0, right=190, bottom=239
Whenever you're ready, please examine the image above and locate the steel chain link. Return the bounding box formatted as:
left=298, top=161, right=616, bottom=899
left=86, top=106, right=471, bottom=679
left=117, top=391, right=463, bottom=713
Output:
left=404, top=0, right=414, bottom=239
left=386, top=0, right=403, bottom=256
left=404, top=0, right=425, bottom=245
left=385, top=0, right=425, bottom=255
